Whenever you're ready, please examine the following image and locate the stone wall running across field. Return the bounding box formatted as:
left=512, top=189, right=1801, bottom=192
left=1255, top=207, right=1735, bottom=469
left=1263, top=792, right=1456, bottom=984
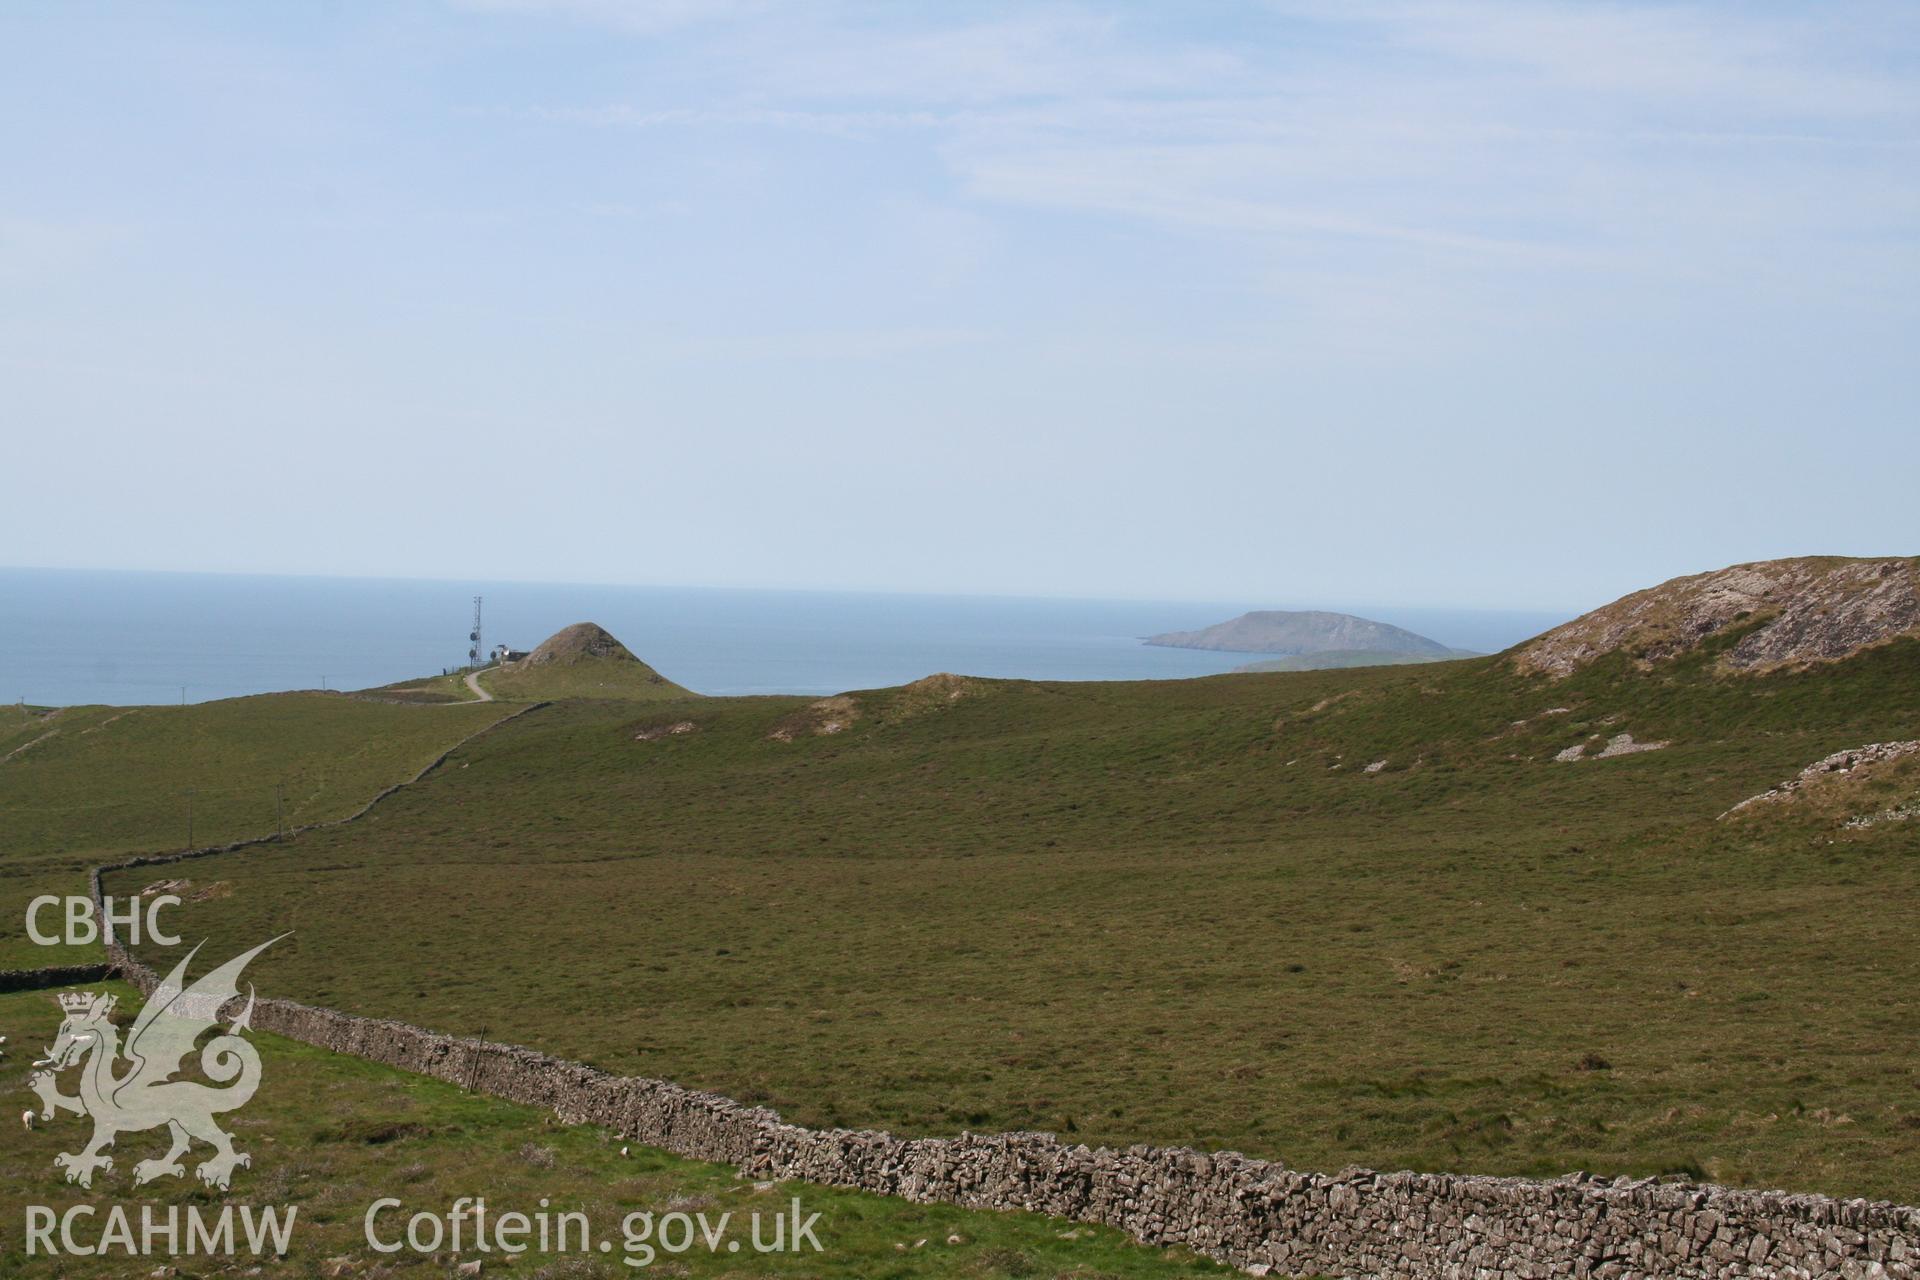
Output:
left=70, top=701, right=1919, bottom=1279
left=0, top=962, right=113, bottom=993
left=85, top=901, right=1916, bottom=1279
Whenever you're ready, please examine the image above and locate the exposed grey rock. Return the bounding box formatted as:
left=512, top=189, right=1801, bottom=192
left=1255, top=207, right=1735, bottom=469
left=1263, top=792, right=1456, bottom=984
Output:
left=1596, top=733, right=1669, bottom=759
left=1517, top=557, right=1920, bottom=678
left=1723, top=740, right=1920, bottom=817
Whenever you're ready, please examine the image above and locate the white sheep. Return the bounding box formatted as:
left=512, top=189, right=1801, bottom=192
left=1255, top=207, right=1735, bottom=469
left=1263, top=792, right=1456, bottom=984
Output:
left=22, top=1110, right=34, bottom=1130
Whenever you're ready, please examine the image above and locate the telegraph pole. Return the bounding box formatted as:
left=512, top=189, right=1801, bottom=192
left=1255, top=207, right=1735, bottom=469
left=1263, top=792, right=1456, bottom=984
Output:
left=275, top=783, right=285, bottom=841
left=184, top=787, right=196, bottom=850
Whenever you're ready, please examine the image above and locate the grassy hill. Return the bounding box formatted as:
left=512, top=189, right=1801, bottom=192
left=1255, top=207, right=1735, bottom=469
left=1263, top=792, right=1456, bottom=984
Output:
left=110, top=589, right=1920, bottom=1202
left=356, top=669, right=480, bottom=703
left=0, top=692, right=511, bottom=966
left=476, top=621, right=697, bottom=702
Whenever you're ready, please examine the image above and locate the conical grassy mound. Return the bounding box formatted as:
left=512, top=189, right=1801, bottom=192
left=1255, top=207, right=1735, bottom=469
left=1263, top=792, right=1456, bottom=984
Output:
left=481, top=622, right=694, bottom=701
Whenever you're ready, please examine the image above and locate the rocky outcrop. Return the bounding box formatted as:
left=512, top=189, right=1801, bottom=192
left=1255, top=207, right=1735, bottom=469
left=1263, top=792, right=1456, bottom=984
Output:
left=1516, top=557, right=1920, bottom=678
left=1598, top=732, right=1669, bottom=758
left=1553, top=732, right=1669, bottom=763
left=1723, top=740, right=1920, bottom=817
left=769, top=695, right=859, bottom=741
left=633, top=720, right=697, bottom=742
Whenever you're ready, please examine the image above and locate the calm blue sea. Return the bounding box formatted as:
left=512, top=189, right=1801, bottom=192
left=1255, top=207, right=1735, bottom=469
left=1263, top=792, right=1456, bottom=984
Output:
left=0, top=568, right=1569, bottom=707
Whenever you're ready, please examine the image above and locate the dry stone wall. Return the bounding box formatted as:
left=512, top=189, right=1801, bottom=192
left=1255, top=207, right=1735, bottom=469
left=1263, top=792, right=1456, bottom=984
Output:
left=0, top=962, right=113, bottom=993
left=88, top=916, right=1917, bottom=1279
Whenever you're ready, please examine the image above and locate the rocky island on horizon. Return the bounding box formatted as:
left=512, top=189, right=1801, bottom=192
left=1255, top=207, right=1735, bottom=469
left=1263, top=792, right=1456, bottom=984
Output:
left=1146, top=608, right=1477, bottom=671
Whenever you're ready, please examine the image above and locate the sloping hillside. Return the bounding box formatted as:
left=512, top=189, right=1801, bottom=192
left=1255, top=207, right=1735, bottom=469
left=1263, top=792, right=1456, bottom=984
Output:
left=1516, top=555, right=1920, bottom=677
left=118, top=568, right=1920, bottom=1202
left=0, top=693, right=512, bottom=965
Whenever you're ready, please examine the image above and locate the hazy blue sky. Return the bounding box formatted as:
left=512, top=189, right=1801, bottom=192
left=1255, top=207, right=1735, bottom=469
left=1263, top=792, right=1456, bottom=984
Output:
left=3, top=1, right=1914, bottom=611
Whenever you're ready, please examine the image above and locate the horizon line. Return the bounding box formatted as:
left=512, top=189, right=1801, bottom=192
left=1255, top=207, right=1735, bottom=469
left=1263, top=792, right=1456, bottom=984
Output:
left=0, top=561, right=1585, bottom=618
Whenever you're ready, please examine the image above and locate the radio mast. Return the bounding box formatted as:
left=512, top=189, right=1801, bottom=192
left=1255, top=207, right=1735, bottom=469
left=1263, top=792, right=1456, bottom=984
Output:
left=468, top=596, right=483, bottom=670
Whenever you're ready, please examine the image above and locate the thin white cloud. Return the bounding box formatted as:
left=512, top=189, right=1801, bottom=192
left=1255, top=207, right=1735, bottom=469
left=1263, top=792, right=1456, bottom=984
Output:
left=744, top=11, right=1247, bottom=105
left=485, top=0, right=1920, bottom=321
left=955, top=146, right=1572, bottom=258
left=451, top=0, right=773, bottom=35
left=519, top=103, right=944, bottom=136
left=1306, top=0, right=1920, bottom=120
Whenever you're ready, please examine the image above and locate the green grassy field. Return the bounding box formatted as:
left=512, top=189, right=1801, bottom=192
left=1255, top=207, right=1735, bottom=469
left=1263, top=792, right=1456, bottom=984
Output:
left=476, top=657, right=693, bottom=703
left=0, top=693, right=511, bottom=967
left=362, top=653, right=696, bottom=705
left=359, top=671, right=484, bottom=704
left=104, top=632, right=1920, bottom=1203
left=0, top=986, right=1231, bottom=1278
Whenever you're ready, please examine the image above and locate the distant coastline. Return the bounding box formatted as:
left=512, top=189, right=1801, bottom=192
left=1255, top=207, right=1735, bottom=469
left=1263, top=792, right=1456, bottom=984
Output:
left=1231, top=650, right=1480, bottom=674
left=0, top=567, right=1568, bottom=707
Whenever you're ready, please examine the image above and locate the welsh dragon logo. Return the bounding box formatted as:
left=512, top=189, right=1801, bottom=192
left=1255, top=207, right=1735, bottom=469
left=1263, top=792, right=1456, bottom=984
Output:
left=27, top=937, right=283, bottom=1190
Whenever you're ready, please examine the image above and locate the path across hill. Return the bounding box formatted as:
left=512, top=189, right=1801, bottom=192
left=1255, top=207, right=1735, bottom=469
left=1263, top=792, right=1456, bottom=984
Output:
left=464, top=668, right=493, bottom=702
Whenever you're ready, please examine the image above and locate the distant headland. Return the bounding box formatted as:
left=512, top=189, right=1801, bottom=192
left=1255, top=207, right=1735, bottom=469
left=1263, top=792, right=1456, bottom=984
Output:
left=1145, top=608, right=1478, bottom=672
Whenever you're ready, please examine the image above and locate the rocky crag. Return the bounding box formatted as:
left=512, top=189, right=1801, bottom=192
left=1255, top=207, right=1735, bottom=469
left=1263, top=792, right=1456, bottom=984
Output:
left=1516, top=556, right=1920, bottom=678
left=1722, top=739, right=1920, bottom=819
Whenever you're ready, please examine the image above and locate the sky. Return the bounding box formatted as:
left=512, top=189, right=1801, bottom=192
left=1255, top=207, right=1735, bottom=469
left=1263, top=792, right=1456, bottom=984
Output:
left=1, top=1, right=1915, bottom=613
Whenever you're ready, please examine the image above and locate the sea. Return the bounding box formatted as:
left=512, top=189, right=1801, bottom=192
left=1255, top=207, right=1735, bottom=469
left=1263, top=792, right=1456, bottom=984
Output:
left=0, top=568, right=1571, bottom=707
